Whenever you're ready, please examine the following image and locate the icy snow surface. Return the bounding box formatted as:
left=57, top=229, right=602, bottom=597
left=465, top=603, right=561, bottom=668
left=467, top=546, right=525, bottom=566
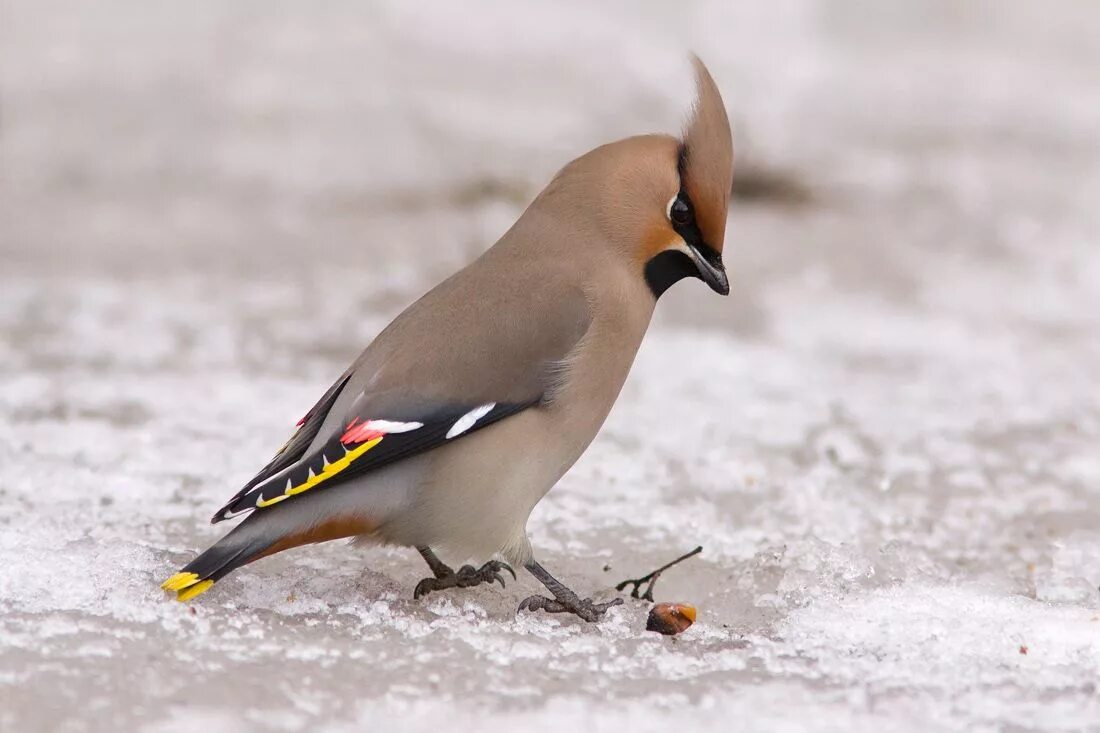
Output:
left=2, top=2, right=1100, bottom=731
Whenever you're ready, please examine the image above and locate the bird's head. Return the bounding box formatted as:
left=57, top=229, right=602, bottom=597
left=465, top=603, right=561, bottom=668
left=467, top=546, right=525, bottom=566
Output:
left=538, top=56, right=733, bottom=298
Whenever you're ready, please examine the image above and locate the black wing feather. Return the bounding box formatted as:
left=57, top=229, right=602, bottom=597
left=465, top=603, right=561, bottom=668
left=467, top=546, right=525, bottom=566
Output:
left=214, top=398, right=536, bottom=521
left=210, top=368, right=353, bottom=523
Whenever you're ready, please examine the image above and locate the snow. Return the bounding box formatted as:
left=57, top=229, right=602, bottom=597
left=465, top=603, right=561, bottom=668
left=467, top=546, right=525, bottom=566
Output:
left=3, top=1, right=1100, bottom=731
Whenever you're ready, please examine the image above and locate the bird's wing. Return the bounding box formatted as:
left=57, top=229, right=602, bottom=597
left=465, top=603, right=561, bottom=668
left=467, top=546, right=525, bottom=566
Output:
left=211, top=267, right=591, bottom=523
left=211, top=397, right=537, bottom=521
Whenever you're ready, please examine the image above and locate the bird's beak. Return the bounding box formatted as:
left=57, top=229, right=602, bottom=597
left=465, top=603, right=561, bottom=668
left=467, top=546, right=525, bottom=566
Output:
left=687, top=243, right=729, bottom=295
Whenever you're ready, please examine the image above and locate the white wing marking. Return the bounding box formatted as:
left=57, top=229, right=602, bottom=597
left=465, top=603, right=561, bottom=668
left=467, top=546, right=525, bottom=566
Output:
left=446, top=403, right=496, bottom=440
left=365, top=419, right=423, bottom=434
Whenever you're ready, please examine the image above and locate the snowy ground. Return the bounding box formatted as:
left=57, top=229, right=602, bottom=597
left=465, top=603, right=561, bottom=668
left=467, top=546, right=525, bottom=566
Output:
left=2, top=2, right=1100, bottom=731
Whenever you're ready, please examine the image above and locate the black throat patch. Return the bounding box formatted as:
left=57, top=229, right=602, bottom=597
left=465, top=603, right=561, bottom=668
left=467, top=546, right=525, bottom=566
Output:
left=645, top=249, right=698, bottom=298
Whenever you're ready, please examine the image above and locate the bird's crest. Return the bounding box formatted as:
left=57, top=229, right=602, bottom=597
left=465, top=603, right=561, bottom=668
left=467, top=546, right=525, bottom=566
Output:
left=680, top=56, right=734, bottom=254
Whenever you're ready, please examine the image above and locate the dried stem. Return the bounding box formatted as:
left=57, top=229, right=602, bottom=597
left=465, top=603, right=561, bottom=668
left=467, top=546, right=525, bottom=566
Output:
left=615, top=546, right=703, bottom=602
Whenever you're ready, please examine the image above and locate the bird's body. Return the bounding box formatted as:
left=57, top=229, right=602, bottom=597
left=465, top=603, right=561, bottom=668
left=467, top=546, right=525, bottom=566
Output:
left=163, top=62, right=733, bottom=621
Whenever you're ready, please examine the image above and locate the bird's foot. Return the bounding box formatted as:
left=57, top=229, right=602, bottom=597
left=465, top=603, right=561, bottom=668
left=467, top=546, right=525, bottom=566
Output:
left=413, top=560, right=515, bottom=600
left=519, top=559, right=624, bottom=623
left=518, top=593, right=623, bottom=622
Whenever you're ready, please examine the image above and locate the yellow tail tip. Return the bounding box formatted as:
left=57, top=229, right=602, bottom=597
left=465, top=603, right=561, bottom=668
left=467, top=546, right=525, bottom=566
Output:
left=161, top=572, right=200, bottom=592
left=160, top=567, right=200, bottom=589
left=176, top=579, right=215, bottom=602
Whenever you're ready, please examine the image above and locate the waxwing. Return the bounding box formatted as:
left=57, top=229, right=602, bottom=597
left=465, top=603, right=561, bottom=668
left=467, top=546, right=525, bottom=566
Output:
left=163, top=57, right=733, bottom=622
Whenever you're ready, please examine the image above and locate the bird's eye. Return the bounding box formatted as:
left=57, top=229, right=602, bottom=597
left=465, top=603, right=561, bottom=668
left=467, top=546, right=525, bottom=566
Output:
left=670, top=196, right=693, bottom=227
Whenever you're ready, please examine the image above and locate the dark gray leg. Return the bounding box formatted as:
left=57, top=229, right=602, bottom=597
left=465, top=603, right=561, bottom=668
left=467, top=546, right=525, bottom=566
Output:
left=518, top=561, right=623, bottom=622
left=413, top=546, right=515, bottom=600
left=418, top=546, right=452, bottom=579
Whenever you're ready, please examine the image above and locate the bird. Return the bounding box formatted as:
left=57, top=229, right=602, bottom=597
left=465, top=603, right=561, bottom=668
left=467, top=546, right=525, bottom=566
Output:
left=162, top=56, right=733, bottom=622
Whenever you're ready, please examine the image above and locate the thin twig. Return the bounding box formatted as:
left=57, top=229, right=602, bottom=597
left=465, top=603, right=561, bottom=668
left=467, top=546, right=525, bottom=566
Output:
left=616, top=546, right=703, bottom=602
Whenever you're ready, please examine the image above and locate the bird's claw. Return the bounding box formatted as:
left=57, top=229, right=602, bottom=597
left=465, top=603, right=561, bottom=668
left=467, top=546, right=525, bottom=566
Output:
left=413, top=577, right=439, bottom=600
left=518, top=594, right=624, bottom=622
left=413, top=559, right=513, bottom=600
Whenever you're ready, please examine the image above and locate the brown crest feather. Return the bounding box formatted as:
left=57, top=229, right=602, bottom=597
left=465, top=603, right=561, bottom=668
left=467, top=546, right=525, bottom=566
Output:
left=681, top=56, right=734, bottom=253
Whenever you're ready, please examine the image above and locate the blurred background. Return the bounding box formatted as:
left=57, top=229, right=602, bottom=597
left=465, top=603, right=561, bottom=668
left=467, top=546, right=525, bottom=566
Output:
left=2, top=2, right=1099, bottom=732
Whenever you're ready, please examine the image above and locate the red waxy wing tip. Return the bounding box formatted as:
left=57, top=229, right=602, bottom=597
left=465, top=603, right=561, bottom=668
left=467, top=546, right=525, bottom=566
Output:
left=341, top=419, right=385, bottom=446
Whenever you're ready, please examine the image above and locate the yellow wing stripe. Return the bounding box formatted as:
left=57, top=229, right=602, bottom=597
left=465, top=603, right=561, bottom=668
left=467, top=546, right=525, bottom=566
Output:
left=255, top=436, right=384, bottom=508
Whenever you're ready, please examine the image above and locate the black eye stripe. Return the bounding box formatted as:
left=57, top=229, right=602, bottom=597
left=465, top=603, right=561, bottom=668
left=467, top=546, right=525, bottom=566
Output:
left=671, top=144, right=699, bottom=234
left=670, top=142, right=716, bottom=257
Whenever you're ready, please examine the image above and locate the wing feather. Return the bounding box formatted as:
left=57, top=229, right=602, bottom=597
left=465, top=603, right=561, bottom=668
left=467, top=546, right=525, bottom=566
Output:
left=210, top=368, right=353, bottom=522
left=215, top=399, right=534, bottom=520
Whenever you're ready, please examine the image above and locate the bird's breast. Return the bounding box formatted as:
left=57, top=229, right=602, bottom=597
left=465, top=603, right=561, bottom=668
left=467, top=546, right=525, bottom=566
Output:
left=541, top=277, right=655, bottom=460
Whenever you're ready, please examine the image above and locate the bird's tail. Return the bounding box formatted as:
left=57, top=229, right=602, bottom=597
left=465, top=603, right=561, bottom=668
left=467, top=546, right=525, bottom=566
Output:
left=161, top=509, right=376, bottom=601
left=161, top=529, right=273, bottom=602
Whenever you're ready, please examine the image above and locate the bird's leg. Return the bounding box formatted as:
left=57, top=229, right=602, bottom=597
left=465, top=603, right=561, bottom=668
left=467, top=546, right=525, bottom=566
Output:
left=417, top=546, right=453, bottom=580
left=616, top=546, right=702, bottom=602
left=412, top=546, right=515, bottom=600
left=518, top=561, right=623, bottom=622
